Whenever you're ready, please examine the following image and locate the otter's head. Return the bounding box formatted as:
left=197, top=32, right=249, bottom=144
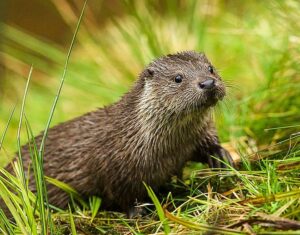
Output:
left=139, top=51, right=226, bottom=115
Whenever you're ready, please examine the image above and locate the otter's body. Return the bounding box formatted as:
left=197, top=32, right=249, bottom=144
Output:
left=4, top=51, right=234, bottom=213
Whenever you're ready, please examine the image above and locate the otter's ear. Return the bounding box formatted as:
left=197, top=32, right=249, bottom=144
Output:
left=142, top=68, right=154, bottom=79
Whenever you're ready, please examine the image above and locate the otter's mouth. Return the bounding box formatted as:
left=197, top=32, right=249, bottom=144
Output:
left=187, top=84, right=226, bottom=112
left=198, top=87, right=226, bottom=108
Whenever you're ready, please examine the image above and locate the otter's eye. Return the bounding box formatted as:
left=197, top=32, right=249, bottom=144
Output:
left=208, top=65, right=214, bottom=74
left=174, top=75, right=183, bottom=83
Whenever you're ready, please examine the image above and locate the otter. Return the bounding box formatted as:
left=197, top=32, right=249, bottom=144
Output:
left=3, top=51, right=234, bottom=216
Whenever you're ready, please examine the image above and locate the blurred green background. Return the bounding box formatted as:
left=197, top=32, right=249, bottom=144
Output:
left=0, top=0, right=299, bottom=166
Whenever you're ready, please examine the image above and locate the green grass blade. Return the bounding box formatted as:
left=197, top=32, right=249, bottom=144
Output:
left=45, top=176, right=88, bottom=208
left=0, top=104, right=16, bottom=152
left=143, top=182, right=170, bottom=234
left=32, top=2, right=87, bottom=233
left=164, top=209, right=245, bottom=235
left=38, top=0, right=87, bottom=157
left=0, top=209, right=14, bottom=235
left=0, top=169, right=28, bottom=234
left=68, top=205, right=77, bottom=235
left=16, top=65, right=33, bottom=187
left=89, top=196, right=101, bottom=222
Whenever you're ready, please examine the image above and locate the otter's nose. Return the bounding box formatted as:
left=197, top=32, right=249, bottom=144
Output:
left=199, top=79, right=215, bottom=89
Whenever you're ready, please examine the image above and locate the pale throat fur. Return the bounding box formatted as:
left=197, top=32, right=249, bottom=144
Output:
left=124, top=78, right=213, bottom=182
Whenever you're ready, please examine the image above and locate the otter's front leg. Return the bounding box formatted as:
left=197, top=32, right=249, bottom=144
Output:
left=205, top=144, right=235, bottom=168
left=127, top=203, right=149, bottom=218
left=192, top=131, right=235, bottom=169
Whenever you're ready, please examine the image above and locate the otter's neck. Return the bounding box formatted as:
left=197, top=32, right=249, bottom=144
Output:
left=123, top=81, right=211, bottom=160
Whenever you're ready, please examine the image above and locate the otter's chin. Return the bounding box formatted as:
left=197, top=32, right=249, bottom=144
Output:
left=203, top=88, right=225, bottom=107
left=204, top=97, right=219, bottom=108
left=206, top=88, right=226, bottom=99
left=193, top=97, right=218, bottom=111
left=190, top=88, right=225, bottom=111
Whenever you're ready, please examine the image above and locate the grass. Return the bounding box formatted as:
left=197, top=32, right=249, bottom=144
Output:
left=0, top=0, right=300, bottom=234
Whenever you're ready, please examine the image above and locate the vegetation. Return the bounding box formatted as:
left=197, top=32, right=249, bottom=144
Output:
left=0, top=0, right=299, bottom=234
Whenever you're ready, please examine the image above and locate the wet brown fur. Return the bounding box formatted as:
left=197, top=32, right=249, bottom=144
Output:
left=3, top=51, right=234, bottom=213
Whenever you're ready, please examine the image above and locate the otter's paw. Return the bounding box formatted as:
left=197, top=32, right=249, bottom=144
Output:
left=208, top=147, right=236, bottom=169
left=127, top=205, right=148, bottom=219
